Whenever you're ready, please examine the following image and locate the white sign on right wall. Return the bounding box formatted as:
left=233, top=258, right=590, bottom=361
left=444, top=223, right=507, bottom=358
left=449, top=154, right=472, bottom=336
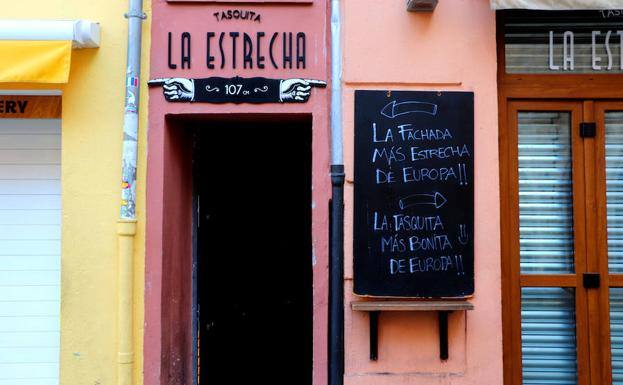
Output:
left=503, top=9, right=623, bottom=74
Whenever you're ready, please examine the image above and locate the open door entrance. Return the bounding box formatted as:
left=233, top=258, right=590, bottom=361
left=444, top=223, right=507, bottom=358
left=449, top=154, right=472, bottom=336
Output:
left=194, top=117, right=313, bottom=385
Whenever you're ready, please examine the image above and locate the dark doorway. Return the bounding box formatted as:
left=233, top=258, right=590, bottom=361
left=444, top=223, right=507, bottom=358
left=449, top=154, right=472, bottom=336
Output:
left=193, top=117, right=313, bottom=385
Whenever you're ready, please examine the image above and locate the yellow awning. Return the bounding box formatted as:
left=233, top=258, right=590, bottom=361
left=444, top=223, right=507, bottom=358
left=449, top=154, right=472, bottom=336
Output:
left=0, top=40, right=71, bottom=83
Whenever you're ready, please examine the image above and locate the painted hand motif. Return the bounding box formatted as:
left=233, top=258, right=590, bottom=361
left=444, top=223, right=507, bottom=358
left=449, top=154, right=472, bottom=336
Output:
left=148, top=78, right=195, bottom=102
left=149, top=77, right=326, bottom=104
left=279, top=78, right=326, bottom=103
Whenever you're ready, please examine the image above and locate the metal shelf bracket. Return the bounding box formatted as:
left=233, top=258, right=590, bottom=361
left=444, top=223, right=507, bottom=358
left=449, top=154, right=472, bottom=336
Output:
left=352, top=300, right=474, bottom=361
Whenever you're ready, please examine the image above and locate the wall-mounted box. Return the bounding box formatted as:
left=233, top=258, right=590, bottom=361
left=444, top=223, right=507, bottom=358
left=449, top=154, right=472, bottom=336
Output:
left=167, top=0, right=312, bottom=3
left=407, top=0, right=438, bottom=12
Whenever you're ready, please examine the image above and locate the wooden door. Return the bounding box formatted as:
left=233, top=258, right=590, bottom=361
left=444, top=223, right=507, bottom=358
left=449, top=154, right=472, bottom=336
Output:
left=503, top=101, right=590, bottom=385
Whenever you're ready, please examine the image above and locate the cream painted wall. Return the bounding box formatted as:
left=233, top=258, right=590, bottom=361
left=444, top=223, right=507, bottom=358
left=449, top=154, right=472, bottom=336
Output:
left=3, top=2, right=150, bottom=385
left=342, top=1, right=502, bottom=384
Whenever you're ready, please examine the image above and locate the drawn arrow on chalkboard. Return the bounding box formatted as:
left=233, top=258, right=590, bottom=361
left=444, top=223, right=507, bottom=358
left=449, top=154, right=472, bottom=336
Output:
left=398, top=192, right=447, bottom=210
left=381, top=100, right=438, bottom=119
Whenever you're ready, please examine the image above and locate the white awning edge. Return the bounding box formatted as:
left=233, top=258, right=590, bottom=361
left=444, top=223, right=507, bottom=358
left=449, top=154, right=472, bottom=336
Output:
left=491, top=0, right=623, bottom=10
left=0, top=20, right=100, bottom=49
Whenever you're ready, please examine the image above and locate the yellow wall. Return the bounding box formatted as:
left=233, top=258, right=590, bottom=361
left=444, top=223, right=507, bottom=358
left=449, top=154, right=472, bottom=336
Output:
left=3, top=2, right=150, bottom=385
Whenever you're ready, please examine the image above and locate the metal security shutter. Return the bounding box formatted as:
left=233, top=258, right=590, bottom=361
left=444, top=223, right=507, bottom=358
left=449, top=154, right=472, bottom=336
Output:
left=521, top=287, right=578, bottom=385
left=0, top=119, right=61, bottom=385
left=611, top=288, right=623, bottom=384
left=606, top=111, right=623, bottom=383
left=517, top=111, right=579, bottom=384
left=518, top=111, right=574, bottom=274
left=606, top=111, right=623, bottom=272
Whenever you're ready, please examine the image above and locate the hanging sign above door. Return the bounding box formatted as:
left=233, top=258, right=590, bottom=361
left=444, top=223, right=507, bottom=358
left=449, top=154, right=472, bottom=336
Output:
left=148, top=76, right=325, bottom=104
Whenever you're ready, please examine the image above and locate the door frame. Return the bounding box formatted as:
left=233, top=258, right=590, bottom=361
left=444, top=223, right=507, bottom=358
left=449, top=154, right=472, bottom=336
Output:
left=501, top=99, right=623, bottom=385
left=144, top=113, right=327, bottom=385
left=497, top=11, right=623, bottom=385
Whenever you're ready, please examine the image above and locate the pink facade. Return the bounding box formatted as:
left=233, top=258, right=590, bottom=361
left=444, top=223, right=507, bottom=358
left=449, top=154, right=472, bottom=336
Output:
left=145, top=1, right=330, bottom=384
left=342, top=1, right=502, bottom=385
left=144, top=1, right=502, bottom=385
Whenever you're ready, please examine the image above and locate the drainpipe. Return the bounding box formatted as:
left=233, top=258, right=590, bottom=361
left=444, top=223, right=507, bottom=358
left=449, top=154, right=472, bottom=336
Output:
left=118, top=0, right=144, bottom=384
left=328, top=0, right=344, bottom=385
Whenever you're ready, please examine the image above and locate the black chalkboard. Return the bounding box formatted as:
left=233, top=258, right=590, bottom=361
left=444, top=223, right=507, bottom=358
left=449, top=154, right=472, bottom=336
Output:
left=354, top=90, right=474, bottom=298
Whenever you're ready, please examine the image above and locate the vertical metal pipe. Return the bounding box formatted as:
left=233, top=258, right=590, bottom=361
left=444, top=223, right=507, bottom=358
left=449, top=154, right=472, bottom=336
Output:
left=329, top=167, right=344, bottom=385
left=118, top=0, right=144, bottom=384
left=117, top=220, right=137, bottom=385
left=329, top=1, right=344, bottom=385
left=120, top=0, right=144, bottom=221
left=330, top=0, right=343, bottom=166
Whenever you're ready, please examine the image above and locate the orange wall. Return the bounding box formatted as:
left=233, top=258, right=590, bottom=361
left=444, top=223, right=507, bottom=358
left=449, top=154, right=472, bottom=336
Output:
left=342, top=1, right=502, bottom=384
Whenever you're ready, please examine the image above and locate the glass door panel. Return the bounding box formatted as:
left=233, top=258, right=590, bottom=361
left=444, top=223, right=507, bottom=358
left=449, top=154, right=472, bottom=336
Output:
left=598, top=104, right=623, bottom=385
left=518, top=112, right=574, bottom=274
left=610, top=288, right=623, bottom=385
left=605, top=111, right=623, bottom=273
left=521, top=287, right=578, bottom=385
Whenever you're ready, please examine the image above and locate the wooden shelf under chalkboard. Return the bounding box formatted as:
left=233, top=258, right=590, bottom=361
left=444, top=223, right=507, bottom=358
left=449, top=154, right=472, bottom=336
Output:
left=351, top=300, right=474, bottom=361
